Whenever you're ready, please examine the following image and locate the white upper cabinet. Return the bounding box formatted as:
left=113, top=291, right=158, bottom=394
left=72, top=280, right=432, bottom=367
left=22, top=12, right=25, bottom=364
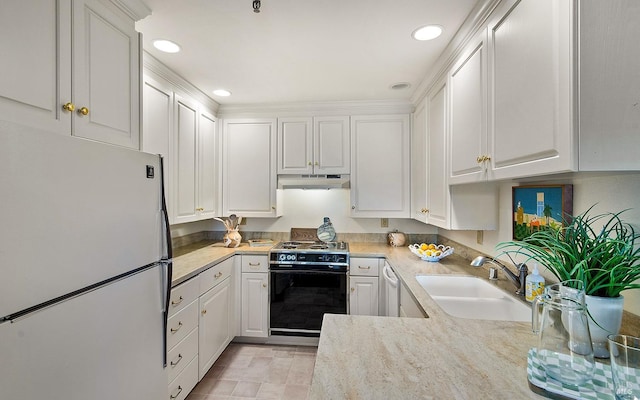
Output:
left=277, top=116, right=349, bottom=175
left=410, top=100, right=428, bottom=223
left=486, top=0, right=575, bottom=179
left=223, top=118, right=279, bottom=217
left=314, top=116, right=350, bottom=174
left=448, top=30, right=489, bottom=184
left=0, top=0, right=71, bottom=135
left=350, top=114, right=410, bottom=218
left=173, top=95, right=218, bottom=224
left=577, top=0, right=640, bottom=171
left=0, top=0, right=146, bottom=149
left=425, top=81, right=450, bottom=228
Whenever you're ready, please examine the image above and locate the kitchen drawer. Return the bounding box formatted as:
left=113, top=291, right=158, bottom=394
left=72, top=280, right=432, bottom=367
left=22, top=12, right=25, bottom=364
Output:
left=167, top=326, right=198, bottom=383
left=199, top=257, right=234, bottom=295
left=350, top=257, right=381, bottom=277
left=169, top=276, right=200, bottom=318
left=168, top=355, right=198, bottom=400
left=167, top=299, right=198, bottom=349
left=241, top=255, right=268, bottom=273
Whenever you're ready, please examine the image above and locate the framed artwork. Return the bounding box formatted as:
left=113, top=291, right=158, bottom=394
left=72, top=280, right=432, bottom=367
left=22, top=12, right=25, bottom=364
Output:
left=512, top=185, right=573, bottom=240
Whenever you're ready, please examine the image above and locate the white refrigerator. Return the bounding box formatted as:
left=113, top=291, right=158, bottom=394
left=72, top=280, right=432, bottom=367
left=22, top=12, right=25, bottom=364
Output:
left=0, top=122, right=171, bottom=399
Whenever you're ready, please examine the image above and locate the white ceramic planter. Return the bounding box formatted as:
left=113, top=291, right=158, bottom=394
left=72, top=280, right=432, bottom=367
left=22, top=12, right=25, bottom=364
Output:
left=585, top=294, right=624, bottom=358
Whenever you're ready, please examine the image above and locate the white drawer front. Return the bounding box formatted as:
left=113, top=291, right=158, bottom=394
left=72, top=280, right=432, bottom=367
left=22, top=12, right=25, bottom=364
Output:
left=350, top=257, right=381, bottom=277
left=168, top=355, right=198, bottom=400
left=199, top=257, right=234, bottom=295
left=167, top=299, right=198, bottom=349
left=169, top=276, right=199, bottom=317
left=241, top=255, right=268, bottom=273
left=167, top=327, right=198, bottom=383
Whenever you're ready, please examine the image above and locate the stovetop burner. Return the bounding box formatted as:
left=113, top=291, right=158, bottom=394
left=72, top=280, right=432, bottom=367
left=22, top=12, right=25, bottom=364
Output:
left=271, top=240, right=348, bottom=252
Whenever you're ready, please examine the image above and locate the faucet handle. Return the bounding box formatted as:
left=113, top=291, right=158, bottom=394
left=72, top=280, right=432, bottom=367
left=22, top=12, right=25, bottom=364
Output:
left=489, top=267, right=498, bottom=280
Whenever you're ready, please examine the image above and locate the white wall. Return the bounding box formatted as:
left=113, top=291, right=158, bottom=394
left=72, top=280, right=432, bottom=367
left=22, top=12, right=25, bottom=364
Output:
left=441, top=171, right=640, bottom=315
left=172, top=189, right=437, bottom=236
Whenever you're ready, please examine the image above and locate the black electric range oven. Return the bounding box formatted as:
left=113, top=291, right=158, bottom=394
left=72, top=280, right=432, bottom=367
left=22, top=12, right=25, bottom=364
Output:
left=269, top=241, right=349, bottom=337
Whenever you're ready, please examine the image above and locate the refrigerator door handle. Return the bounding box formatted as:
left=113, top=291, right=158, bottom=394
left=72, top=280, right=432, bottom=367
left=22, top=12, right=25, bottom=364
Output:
left=159, top=155, right=173, bottom=368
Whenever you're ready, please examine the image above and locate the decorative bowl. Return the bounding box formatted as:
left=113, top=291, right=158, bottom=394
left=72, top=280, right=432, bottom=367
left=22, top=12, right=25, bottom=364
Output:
left=408, top=243, right=454, bottom=262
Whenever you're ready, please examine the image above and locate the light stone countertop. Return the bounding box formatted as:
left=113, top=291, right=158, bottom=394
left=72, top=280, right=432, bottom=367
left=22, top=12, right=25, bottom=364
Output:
left=310, top=243, right=545, bottom=399
left=171, top=242, right=270, bottom=286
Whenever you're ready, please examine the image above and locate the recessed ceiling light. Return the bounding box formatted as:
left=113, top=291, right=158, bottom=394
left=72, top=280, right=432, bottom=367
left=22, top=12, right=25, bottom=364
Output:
left=412, top=25, right=443, bottom=41
left=391, top=82, right=411, bottom=90
left=153, top=39, right=181, bottom=53
left=213, top=89, right=232, bottom=97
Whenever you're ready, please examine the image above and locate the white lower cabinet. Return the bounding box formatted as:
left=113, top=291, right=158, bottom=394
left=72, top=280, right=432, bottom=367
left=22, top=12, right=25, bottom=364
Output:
left=240, top=255, right=270, bottom=337
left=167, top=276, right=200, bottom=400
left=167, top=256, right=235, bottom=399
left=198, top=276, right=231, bottom=379
left=349, top=258, right=382, bottom=316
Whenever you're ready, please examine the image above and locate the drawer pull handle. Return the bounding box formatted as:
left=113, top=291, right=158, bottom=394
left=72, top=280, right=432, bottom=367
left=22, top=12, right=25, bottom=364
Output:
left=170, top=354, right=183, bottom=367
left=171, top=296, right=183, bottom=307
left=214, top=272, right=223, bottom=279
left=170, top=321, right=183, bottom=334
left=358, top=266, right=371, bottom=270
left=170, top=386, right=182, bottom=399
left=249, top=262, right=261, bottom=266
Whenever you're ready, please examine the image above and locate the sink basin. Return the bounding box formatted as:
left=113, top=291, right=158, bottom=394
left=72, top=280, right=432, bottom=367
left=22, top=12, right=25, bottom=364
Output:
left=415, top=275, right=531, bottom=322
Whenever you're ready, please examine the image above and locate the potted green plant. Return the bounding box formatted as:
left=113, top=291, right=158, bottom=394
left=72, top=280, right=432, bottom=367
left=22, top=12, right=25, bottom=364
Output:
left=496, top=205, right=640, bottom=358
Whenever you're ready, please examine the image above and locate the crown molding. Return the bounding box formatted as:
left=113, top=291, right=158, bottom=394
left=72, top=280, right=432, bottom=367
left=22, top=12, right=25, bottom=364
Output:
left=143, top=52, right=220, bottom=114
left=217, top=99, right=414, bottom=118
left=108, top=0, right=151, bottom=21
left=410, top=0, right=502, bottom=105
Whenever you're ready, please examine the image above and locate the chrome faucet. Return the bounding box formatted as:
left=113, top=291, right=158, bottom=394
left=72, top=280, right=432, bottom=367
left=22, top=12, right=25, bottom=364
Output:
left=470, top=256, right=529, bottom=296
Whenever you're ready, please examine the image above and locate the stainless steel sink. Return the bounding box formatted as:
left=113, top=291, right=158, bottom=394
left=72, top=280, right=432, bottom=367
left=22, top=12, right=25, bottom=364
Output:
left=415, top=275, right=531, bottom=322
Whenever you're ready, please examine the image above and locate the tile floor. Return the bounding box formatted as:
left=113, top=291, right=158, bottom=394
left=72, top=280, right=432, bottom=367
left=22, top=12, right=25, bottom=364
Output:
left=185, top=343, right=317, bottom=400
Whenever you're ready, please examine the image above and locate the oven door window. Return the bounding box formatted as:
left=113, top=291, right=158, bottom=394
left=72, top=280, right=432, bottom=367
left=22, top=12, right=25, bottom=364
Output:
left=270, top=271, right=347, bottom=334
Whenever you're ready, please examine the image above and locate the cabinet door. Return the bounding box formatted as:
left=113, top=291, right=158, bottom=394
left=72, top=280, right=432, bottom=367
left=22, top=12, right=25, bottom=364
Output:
left=349, top=276, right=379, bottom=316
left=0, top=0, right=71, bottom=135
left=425, top=81, right=450, bottom=229
left=199, top=277, right=231, bottom=380
left=173, top=94, right=199, bottom=224
left=198, top=110, right=217, bottom=219
left=278, top=117, right=313, bottom=174
left=410, top=100, right=428, bottom=223
left=142, top=75, right=174, bottom=221
left=449, top=31, right=488, bottom=184
left=314, top=116, right=350, bottom=174
left=72, top=0, right=141, bottom=149
left=487, top=0, right=574, bottom=179
left=223, top=119, right=278, bottom=217
left=241, top=272, right=269, bottom=337
left=350, top=114, right=410, bottom=218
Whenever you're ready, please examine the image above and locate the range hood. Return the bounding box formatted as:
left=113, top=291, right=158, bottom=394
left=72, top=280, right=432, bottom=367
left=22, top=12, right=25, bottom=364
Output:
left=277, top=174, right=350, bottom=190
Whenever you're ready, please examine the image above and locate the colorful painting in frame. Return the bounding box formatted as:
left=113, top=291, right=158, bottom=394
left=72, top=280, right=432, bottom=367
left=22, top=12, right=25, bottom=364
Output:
left=512, top=185, right=573, bottom=241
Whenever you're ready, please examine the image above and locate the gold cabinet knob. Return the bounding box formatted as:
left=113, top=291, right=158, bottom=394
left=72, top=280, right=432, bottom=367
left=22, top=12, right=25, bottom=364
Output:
left=201, top=309, right=207, bottom=315
left=78, top=107, right=89, bottom=116
left=271, top=206, right=276, bottom=210
left=350, top=287, right=355, bottom=292
left=314, top=161, right=319, bottom=166
left=308, top=162, right=312, bottom=166
left=476, top=155, right=484, bottom=163
left=262, top=283, right=267, bottom=288
left=62, top=102, right=75, bottom=112
left=484, top=155, right=491, bottom=162
left=351, top=206, right=356, bottom=210
left=195, top=207, right=204, bottom=212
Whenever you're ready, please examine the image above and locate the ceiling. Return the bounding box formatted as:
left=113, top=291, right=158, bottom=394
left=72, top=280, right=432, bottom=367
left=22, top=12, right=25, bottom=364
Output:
left=136, top=0, right=479, bottom=106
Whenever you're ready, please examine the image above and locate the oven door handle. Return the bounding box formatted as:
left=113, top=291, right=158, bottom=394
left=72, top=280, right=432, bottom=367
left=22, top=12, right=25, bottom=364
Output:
left=269, top=269, right=347, bottom=275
